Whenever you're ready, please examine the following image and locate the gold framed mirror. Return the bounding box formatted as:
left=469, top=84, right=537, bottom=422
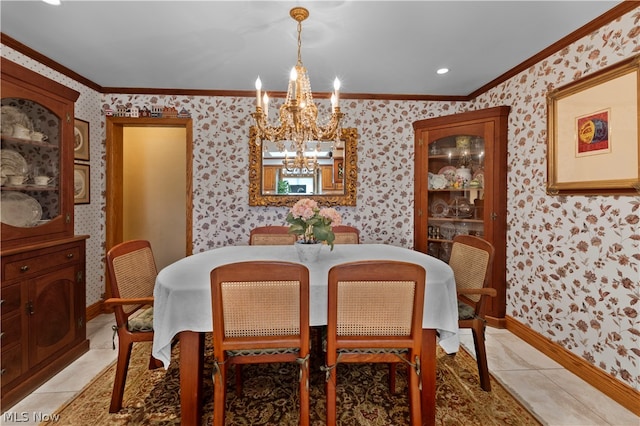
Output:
left=248, top=127, right=357, bottom=206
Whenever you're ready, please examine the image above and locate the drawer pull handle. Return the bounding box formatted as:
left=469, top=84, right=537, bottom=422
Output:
left=20, top=265, right=30, bottom=272
left=0, top=369, right=5, bottom=376
left=0, top=299, right=4, bottom=306
left=66, top=253, right=74, bottom=259
left=0, top=332, right=4, bottom=339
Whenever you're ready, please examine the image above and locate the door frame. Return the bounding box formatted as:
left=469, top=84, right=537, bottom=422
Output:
left=105, top=117, right=193, bottom=295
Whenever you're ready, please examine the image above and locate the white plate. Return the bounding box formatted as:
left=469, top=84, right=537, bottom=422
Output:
left=1, top=149, right=28, bottom=177
left=430, top=174, right=448, bottom=190
left=438, top=166, right=457, bottom=182
left=1, top=192, right=42, bottom=227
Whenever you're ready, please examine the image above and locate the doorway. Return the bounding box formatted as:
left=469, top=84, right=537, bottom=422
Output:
left=105, top=117, right=193, bottom=295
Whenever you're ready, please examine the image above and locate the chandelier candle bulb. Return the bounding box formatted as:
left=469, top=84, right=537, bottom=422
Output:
left=255, top=77, right=262, bottom=108
left=262, top=93, right=269, bottom=119
left=290, top=68, right=297, bottom=98
left=333, top=77, right=340, bottom=106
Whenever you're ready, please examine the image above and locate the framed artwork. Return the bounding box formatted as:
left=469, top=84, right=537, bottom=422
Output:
left=546, top=55, right=639, bottom=195
left=73, top=163, right=90, bottom=204
left=74, top=118, right=90, bottom=160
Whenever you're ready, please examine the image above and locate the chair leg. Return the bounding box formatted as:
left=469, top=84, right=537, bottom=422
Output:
left=407, top=354, right=422, bottom=426
left=299, top=358, right=310, bottom=426
left=109, top=338, right=133, bottom=413
left=148, top=355, right=163, bottom=370
left=325, top=358, right=338, bottom=425
left=471, top=319, right=491, bottom=391
left=213, top=359, right=227, bottom=426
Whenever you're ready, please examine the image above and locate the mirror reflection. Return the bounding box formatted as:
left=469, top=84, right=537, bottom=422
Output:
left=248, top=127, right=357, bottom=206
left=261, top=140, right=344, bottom=195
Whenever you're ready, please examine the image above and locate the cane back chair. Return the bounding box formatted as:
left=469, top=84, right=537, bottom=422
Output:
left=449, top=234, right=496, bottom=391
left=323, top=260, right=425, bottom=425
left=210, top=261, right=310, bottom=426
left=249, top=225, right=297, bottom=245
left=104, top=239, right=162, bottom=412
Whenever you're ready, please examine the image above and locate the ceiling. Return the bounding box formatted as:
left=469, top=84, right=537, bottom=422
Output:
left=0, top=1, right=621, bottom=97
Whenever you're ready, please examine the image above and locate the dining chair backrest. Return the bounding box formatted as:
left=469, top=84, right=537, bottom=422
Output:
left=331, top=225, right=360, bottom=244
left=249, top=225, right=297, bottom=245
left=107, top=239, right=157, bottom=325
left=449, top=234, right=495, bottom=316
left=210, top=261, right=310, bottom=426
left=324, top=260, right=425, bottom=425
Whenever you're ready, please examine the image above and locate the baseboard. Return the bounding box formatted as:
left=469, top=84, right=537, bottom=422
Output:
left=506, top=316, right=640, bottom=416
left=85, top=300, right=103, bottom=322
left=484, top=315, right=506, bottom=329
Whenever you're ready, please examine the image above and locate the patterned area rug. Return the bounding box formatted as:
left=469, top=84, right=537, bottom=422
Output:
left=44, top=337, right=541, bottom=425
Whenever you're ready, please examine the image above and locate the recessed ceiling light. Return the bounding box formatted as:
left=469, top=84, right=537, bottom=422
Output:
left=42, top=0, right=61, bottom=5
left=436, top=68, right=449, bottom=75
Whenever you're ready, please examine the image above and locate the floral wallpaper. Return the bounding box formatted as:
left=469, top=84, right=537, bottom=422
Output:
left=473, top=9, right=640, bottom=390
left=1, top=6, right=638, bottom=392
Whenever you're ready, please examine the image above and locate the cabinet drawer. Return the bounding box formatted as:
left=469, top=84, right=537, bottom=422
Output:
left=1, top=344, right=23, bottom=386
left=1, top=283, right=21, bottom=315
left=1, top=314, right=21, bottom=347
left=4, top=247, right=81, bottom=281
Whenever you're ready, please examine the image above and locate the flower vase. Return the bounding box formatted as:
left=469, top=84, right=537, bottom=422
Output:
left=295, top=241, right=322, bottom=263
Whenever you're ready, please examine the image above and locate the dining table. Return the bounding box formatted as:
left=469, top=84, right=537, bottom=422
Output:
left=152, top=243, right=459, bottom=426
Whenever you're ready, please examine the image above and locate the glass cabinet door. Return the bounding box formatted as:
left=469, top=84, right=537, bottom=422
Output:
left=426, top=134, right=485, bottom=262
left=1, top=98, right=62, bottom=229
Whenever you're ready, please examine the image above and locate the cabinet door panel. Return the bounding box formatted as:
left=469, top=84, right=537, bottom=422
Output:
left=29, top=266, right=76, bottom=366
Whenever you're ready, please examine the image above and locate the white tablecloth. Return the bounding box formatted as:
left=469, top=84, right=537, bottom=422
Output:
left=152, top=244, right=459, bottom=368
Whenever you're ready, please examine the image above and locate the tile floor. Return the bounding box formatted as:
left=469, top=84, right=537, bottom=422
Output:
left=3, top=314, right=639, bottom=425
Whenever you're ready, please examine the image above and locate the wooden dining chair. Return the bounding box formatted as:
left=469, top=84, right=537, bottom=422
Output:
left=249, top=225, right=297, bottom=245
left=331, top=225, right=360, bottom=244
left=210, top=261, right=310, bottom=426
left=324, top=260, right=425, bottom=426
left=449, top=234, right=496, bottom=391
left=104, top=239, right=162, bottom=413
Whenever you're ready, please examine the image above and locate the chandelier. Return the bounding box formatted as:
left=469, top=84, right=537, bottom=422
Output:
left=252, top=6, right=343, bottom=173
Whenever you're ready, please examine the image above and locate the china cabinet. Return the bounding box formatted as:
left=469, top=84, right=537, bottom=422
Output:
left=413, top=106, right=510, bottom=327
left=1, top=58, right=88, bottom=410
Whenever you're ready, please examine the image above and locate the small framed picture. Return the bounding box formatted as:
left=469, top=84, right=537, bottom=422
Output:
left=74, top=118, right=90, bottom=161
left=74, top=163, right=90, bottom=204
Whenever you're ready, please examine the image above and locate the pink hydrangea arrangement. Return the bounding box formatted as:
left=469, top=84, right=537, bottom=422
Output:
left=286, top=198, right=342, bottom=249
